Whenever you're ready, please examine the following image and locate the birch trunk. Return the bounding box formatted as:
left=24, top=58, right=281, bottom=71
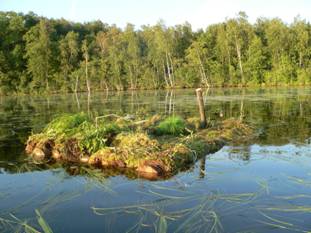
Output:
left=166, top=51, right=173, bottom=88
left=196, top=50, right=209, bottom=88
left=129, top=65, right=134, bottom=90
left=235, top=40, right=244, bottom=85
left=133, top=65, right=138, bottom=89
left=45, top=68, right=49, bottom=91
left=227, top=44, right=232, bottom=83
left=85, top=54, right=90, bottom=93
left=168, top=53, right=175, bottom=87
left=163, top=63, right=169, bottom=88
left=75, top=75, right=79, bottom=93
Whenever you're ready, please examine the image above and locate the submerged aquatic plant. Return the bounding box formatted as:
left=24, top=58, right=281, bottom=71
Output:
left=91, top=182, right=266, bottom=233
left=0, top=209, right=53, bottom=233
left=155, top=116, right=187, bottom=136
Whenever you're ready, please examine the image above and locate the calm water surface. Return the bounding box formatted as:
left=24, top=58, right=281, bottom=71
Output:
left=1, top=88, right=311, bottom=233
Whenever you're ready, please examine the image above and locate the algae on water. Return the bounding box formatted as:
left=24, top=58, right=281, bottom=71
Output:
left=25, top=113, right=254, bottom=179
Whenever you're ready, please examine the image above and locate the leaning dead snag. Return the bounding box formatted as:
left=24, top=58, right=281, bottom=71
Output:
left=25, top=113, right=254, bottom=179
left=196, top=88, right=207, bottom=128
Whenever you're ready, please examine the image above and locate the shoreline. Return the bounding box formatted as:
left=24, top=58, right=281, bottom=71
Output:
left=2, top=84, right=311, bottom=97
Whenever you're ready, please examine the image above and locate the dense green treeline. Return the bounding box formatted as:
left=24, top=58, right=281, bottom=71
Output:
left=0, top=11, right=310, bottom=94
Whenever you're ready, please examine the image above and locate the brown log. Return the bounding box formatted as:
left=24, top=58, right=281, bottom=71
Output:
left=196, top=88, right=207, bottom=128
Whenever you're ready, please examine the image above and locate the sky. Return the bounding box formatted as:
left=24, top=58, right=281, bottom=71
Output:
left=1, top=0, right=311, bottom=30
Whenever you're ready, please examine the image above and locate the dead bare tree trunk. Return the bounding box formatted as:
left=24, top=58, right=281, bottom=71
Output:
left=87, top=92, right=91, bottom=115
left=166, top=51, right=173, bottom=88
left=85, top=53, right=90, bottom=94
left=227, top=45, right=232, bottom=84
left=45, top=68, right=49, bottom=92
left=163, top=63, right=169, bottom=88
left=154, top=66, right=159, bottom=88
left=196, top=50, right=209, bottom=88
left=168, top=53, right=175, bottom=87
left=196, top=88, right=207, bottom=128
left=235, top=35, right=244, bottom=85
left=128, top=65, right=134, bottom=90
left=168, top=90, right=174, bottom=115
left=74, top=75, right=79, bottom=93
left=165, top=90, right=169, bottom=115
left=134, top=65, right=138, bottom=89
left=200, top=66, right=209, bottom=88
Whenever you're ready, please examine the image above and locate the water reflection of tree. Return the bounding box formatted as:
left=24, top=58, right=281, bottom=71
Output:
left=228, top=146, right=251, bottom=161
left=0, top=98, right=33, bottom=163
left=74, top=91, right=80, bottom=109
left=199, top=157, right=206, bottom=179
left=239, top=89, right=245, bottom=121
left=165, top=90, right=175, bottom=115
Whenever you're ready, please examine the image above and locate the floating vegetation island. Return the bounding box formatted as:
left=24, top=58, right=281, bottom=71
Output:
left=25, top=113, right=254, bottom=179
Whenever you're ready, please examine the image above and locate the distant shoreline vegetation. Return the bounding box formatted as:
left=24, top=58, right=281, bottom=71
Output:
left=0, top=11, right=310, bottom=95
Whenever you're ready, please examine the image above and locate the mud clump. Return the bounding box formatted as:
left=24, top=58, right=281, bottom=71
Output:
left=25, top=113, right=255, bottom=179
left=26, top=137, right=54, bottom=161
left=64, top=138, right=82, bottom=162
left=137, top=160, right=166, bottom=180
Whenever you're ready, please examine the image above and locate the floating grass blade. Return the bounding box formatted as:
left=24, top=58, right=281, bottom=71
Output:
left=156, top=215, right=167, bottom=233
left=35, top=210, right=53, bottom=233
left=263, top=205, right=311, bottom=213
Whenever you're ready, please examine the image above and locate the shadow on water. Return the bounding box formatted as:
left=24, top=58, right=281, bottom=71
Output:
left=1, top=87, right=311, bottom=232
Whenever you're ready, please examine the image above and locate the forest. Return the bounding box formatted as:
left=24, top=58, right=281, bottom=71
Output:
left=0, top=11, right=310, bottom=94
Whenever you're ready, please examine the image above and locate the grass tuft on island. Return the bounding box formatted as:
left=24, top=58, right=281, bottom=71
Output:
left=25, top=113, right=255, bottom=179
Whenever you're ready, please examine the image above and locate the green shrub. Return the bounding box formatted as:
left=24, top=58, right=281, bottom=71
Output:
left=155, top=116, right=187, bottom=136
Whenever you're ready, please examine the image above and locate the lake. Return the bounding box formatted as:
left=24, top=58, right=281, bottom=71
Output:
left=1, top=88, right=311, bottom=233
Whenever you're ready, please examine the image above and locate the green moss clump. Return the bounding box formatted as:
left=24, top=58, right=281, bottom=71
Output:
left=27, top=113, right=131, bottom=161
left=90, top=132, right=162, bottom=168
left=43, top=113, right=89, bottom=138
left=41, top=113, right=129, bottom=155
left=114, top=132, right=159, bottom=149
left=77, top=122, right=121, bottom=154
left=155, top=116, right=187, bottom=136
